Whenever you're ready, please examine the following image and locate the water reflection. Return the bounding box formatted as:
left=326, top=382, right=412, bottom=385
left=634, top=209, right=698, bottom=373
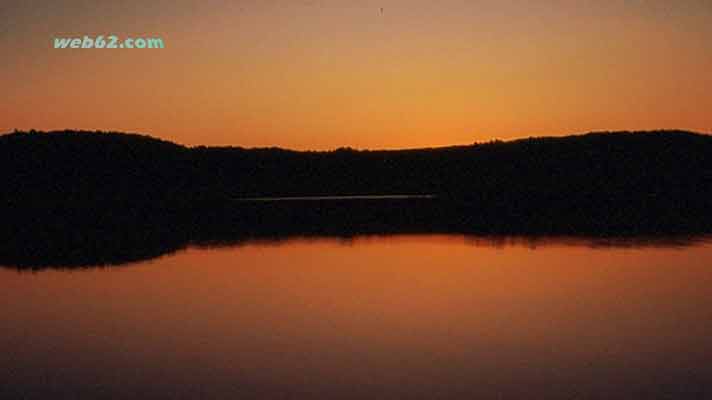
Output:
left=2, top=234, right=712, bottom=399
left=2, top=228, right=710, bottom=270
left=462, top=234, right=712, bottom=250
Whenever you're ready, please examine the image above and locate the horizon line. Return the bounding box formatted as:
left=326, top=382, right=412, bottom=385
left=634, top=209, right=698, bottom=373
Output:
left=3, top=128, right=711, bottom=153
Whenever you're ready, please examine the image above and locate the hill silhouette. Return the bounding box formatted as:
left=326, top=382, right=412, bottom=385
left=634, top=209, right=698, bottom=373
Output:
left=3, top=129, right=711, bottom=199
left=1, top=128, right=712, bottom=261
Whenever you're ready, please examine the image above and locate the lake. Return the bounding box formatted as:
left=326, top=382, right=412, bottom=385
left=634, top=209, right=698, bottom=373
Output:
left=234, top=194, right=436, bottom=202
left=2, top=234, right=712, bottom=399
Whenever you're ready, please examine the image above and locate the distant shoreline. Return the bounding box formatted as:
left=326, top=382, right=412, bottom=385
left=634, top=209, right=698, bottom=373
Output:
left=3, top=129, right=712, bottom=252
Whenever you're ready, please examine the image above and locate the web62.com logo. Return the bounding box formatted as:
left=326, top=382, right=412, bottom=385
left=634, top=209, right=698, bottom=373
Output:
left=54, top=35, right=164, bottom=49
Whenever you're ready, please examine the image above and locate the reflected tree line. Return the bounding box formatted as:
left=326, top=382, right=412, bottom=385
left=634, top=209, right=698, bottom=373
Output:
left=2, top=129, right=712, bottom=269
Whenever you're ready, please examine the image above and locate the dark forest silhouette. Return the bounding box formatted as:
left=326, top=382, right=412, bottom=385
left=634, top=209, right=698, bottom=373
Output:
left=4, top=129, right=711, bottom=201
left=2, top=129, right=712, bottom=268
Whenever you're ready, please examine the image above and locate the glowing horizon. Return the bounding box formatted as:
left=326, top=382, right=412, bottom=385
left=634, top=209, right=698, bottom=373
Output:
left=4, top=0, right=712, bottom=150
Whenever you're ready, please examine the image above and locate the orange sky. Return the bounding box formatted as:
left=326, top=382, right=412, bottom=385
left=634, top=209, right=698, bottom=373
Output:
left=3, top=0, right=712, bottom=149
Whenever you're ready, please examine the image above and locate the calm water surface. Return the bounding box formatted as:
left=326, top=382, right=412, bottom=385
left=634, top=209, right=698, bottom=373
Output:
left=2, top=235, right=712, bottom=399
left=234, top=194, right=436, bottom=201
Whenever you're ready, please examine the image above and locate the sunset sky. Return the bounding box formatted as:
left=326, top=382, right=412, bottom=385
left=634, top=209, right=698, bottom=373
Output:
left=3, top=0, right=711, bottom=149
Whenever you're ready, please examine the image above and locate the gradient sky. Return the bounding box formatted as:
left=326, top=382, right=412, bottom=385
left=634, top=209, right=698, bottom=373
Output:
left=3, top=0, right=711, bottom=149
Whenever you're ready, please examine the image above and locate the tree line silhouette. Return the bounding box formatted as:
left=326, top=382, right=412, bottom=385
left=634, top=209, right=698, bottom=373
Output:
left=1, top=128, right=711, bottom=264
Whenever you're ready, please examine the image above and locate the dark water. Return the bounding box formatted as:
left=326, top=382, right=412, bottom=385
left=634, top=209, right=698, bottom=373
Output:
left=3, top=234, right=712, bottom=399
left=234, top=194, right=436, bottom=202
